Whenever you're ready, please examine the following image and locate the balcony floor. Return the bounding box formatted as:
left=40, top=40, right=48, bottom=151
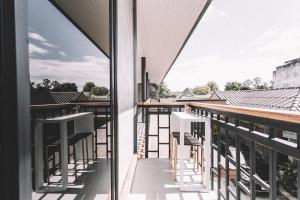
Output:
left=128, top=158, right=217, bottom=200
left=32, top=159, right=111, bottom=200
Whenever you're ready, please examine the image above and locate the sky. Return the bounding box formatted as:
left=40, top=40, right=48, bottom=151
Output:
left=28, top=0, right=110, bottom=91
left=28, top=0, right=300, bottom=92
left=164, top=0, right=300, bottom=91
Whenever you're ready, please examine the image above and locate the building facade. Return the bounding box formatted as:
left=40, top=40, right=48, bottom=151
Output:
left=273, top=58, right=300, bottom=89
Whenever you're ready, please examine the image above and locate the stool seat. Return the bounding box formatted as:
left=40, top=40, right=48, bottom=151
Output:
left=171, top=131, right=192, bottom=138
left=187, top=137, right=202, bottom=146
left=74, top=132, right=93, bottom=140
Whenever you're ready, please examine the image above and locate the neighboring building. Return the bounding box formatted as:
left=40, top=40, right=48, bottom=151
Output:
left=174, top=88, right=224, bottom=103
left=176, top=88, right=194, bottom=99
left=273, top=58, right=300, bottom=89
left=83, top=92, right=110, bottom=101
left=31, top=91, right=88, bottom=105
left=210, top=88, right=300, bottom=112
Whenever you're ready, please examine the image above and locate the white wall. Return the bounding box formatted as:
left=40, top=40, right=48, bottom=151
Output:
left=117, top=0, right=135, bottom=193
left=273, top=62, right=300, bottom=88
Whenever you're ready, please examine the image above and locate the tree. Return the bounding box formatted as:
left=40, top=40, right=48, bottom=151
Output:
left=224, top=81, right=242, bottom=91
left=91, top=86, right=109, bottom=96
left=241, top=79, right=253, bottom=90
left=155, top=82, right=171, bottom=98
left=206, top=81, right=219, bottom=91
left=83, top=82, right=96, bottom=92
left=52, top=82, right=78, bottom=92
left=193, top=86, right=211, bottom=95
left=35, top=79, right=52, bottom=92
left=253, top=77, right=262, bottom=89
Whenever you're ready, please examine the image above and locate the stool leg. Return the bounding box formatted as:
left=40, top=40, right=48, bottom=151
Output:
left=193, top=146, right=196, bottom=170
left=174, top=142, right=177, bottom=181
left=85, top=137, right=89, bottom=168
left=91, top=134, right=95, bottom=161
left=73, top=144, right=78, bottom=181
left=81, top=139, right=85, bottom=169
left=197, top=146, right=200, bottom=171
left=44, top=148, right=50, bottom=184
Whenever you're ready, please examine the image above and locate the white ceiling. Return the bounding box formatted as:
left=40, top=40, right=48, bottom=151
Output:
left=50, top=0, right=210, bottom=83
left=51, top=0, right=110, bottom=57
left=137, top=0, right=210, bottom=83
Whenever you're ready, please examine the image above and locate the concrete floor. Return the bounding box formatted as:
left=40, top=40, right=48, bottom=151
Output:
left=32, top=159, right=111, bottom=200
left=128, top=159, right=217, bottom=200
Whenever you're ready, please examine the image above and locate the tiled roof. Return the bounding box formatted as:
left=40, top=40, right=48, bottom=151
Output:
left=211, top=90, right=248, bottom=106
left=51, top=92, right=87, bottom=104
left=177, top=88, right=194, bottom=99
left=31, top=91, right=88, bottom=105
left=210, top=88, right=300, bottom=111
left=31, top=91, right=56, bottom=105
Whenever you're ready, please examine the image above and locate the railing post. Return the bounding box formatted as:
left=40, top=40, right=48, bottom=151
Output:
left=235, top=119, right=241, bottom=200
left=249, top=123, right=256, bottom=200
left=267, top=127, right=277, bottom=200
left=297, top=133, right=300, bottom=199
left=224, top=117, right=229, bottom=200
left=145, top=107, right=149, bottom=158
left=217, top=114, right=221, bottom=200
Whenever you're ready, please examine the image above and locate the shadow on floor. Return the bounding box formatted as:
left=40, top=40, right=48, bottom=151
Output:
left=129, top=159, right=217, bottom=200
left=32, top=159, right=111, bottom=200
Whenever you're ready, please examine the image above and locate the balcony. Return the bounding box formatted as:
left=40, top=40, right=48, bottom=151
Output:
left=129, top=101, right=300, bottom=200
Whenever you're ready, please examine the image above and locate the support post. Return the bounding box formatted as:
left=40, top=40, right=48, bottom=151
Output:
left=0, top=0, right=31, bottom=199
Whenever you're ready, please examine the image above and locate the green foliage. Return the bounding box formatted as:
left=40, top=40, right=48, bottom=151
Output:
left=206, top=81, right=219, bottom=91
left=277, top=160, right=297, bottom=197
left=52, top=82, right=78, bottom=92
left=91, top=86, right=109, bottom=96
left=83, top=82, right=96, bottom=92
left=31, top=79, right=78, bottom=92
left=241, top=79, right=253, bottom=90
left=224, top=81, right=242, bottom=91
left=192, top=86, right=211, bottom=95
left=155, top=82, right=171, bottom=98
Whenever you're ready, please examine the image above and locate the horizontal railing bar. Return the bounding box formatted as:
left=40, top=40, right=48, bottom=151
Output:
left=238, top=181, right=250, bottom=195
left=228, top=187, right=236, bottom=199
left=190, top=102, right=300, bottom=132
left=253, top=174, right=270, bottom=192
left=212, top=120, right=300, bottom=160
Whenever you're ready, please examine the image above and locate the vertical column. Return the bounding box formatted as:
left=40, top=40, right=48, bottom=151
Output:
left=145, top=72, right=149, bottom=99
left=141, top=57, right=146, bottom=101
left=109, top=0, right=118, bottom=198
left=268, top=127, right=277, bottom=200
left=0, top=0, right=31, bottom=199
left=204, top=116, right=212, bottom=190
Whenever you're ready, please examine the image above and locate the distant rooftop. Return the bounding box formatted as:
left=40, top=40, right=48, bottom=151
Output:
left=210, top=88, right=300, bottom=112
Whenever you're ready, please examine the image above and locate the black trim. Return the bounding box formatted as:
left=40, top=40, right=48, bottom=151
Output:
left=49, top=0, right=110, bottom=58
left=109, top=0, right=118, bottom=199
left=133, top=0, right=138, bottom=153
left=0, top=0, right=31, bottom=199
left=161, top=0, right=212, bottom=82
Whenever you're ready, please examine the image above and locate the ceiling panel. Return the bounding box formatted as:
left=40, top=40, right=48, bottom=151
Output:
left=137, top=0, right=210, bottom=83
left=51, top=0, right=110, bottom=57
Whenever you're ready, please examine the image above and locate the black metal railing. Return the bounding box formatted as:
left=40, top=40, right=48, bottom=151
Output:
left=137, top=102, right=185, bottom=158
left=189, top=103, right=300, bottom=200
left=138, top=101, right=300, bottom=200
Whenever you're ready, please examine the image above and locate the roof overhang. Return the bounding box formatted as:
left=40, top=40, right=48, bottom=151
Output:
left=50, top=0, right=211, bottom=82
left=136, top=0, right=211, bottom=83
left=50, top=0, right=110, bottom=57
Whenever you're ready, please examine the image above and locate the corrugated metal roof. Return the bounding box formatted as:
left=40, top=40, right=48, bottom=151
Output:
left=51, top=92, right=87, bottom=104
left=211, top=88, right=300, bottom=112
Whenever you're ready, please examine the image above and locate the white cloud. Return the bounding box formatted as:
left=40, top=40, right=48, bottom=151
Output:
left=28, top=32, right=58, bottom=48
left=28, top=32, right=47, bottom=42
left=29, top=56, right=110, bottom=90
left=201, top=4, right=228, bottom=23
left=251, top=28, right=300, bottom=57
left=58, top=51, right=67, bottom=57
left=29, top=43, right=48, bottom=55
